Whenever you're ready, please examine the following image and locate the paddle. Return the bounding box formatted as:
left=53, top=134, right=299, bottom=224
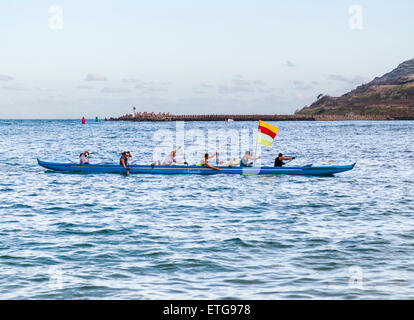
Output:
left=206, top=152, right=219, bottom=171
left=126, top=152, right=132, bottom=175
left=206, top=162, right=219, bottom=171
left=174, top=146, right=187, bottom=166
left=283, top=156, right=296, bottom=165
left=182, top=147, right=188, bottom=166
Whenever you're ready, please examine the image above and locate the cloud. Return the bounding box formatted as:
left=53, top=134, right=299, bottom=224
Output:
left=135, top=86, right=168, bottom=93
left=135, top=80, right=171, bottom=87
left=77, top=85, right=94, bottom=90
left=218, top=84, right=256, bottom=94
left=121, top=78, right=172, bottom=87
left=33, top=86, right=55, bottom=92
left=200, top=82, right=214, bottom=88
left=2, top=83, right=30, bottom=91
left=232, top=75, right=251, bottom=86
left=284, top=60, right=296, bottom=67
left=217, top=75, right=268, bottom=94
left=292, top=92, right=304, bottom=100
left=85, top=73, right=107, bottom=81
left=257, top=88, right=275, bottom=93
left=328, top=74, right=369, bottom=85
left=292, top=80, right=313, bottom=91
left=0, top=74, right=14, bottom=81
left=294, top=92, right=306, bottom=100
left=194, top=82, right=216, bottom=94
left=328, top=74, right=352, bottom=82
left=195, top=77, right=270, bottom=94
left=134, top=80, right=171, bottom=93
left=121, top=78, right=139, bottom=83
left=101, top=87, right=130, bottom=93
left=252, top=80, right=265, bottom=85
left=143, top=87, right=168, bottom=93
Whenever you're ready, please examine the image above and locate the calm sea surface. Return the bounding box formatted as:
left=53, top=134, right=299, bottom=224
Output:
left=0, top=119, right=413, bottom=299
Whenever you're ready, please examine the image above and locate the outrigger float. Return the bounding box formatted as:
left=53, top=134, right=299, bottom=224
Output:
left=37, top=159, right=356, bottom=176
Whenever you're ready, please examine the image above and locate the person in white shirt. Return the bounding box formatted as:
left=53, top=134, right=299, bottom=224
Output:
left=151, top=147, right=188, bottom=166
left=219, top=158, right=240, bottom=167
left=79, top=151, right=90, bottom=164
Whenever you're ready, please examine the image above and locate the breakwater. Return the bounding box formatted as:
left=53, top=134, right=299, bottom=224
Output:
left=105, top=112, right=401, bottom=122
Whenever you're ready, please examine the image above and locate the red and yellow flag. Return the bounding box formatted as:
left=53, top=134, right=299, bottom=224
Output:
left=257, top=120, right=278, bottom=147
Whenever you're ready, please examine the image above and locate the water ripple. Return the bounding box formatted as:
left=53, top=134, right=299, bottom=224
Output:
left=0, top=120, right=413, bottom=299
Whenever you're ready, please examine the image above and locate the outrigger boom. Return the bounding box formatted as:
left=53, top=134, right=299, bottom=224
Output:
left=37, top=159, right=356, bottom=176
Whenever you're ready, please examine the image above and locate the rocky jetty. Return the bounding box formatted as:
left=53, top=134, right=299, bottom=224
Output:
left=106, top=112, right=394, bottom=122
left=106, top=112, right=315, bottom=122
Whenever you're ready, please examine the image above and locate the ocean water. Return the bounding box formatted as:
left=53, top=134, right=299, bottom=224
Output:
left=0, top=119, right=413, bottom=299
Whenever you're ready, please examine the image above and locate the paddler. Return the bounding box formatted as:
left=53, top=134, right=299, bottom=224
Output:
left=79, top=151, right=90, bottom=164
left=219, top=158, right=240, bottom=167
left=120, top=151, right=132, bottom=170
left=196, top=152, right=219, bottom=171
left=240, top=151, right=260, bottom=167
left=274, top=153, right=295, bottom=167
left=151, top=147, right=188, bottom=167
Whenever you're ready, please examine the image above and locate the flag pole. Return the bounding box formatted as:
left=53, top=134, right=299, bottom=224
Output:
left=255, top=120, right=262, bottom=157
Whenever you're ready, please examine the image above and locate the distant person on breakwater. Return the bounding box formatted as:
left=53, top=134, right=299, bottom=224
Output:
left=120, top=151, right=132, bottom=170
left=274, top=153, right=295, bottom=167
left=196, top=153, right=219, bottom=171
left=79, top=151, right=90, bottom=164
left=240, top=151, right=260, bottom=167
left=151, top=147, right=188, bottom=167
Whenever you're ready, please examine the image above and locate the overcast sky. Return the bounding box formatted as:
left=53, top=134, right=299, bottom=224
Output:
left=0, top=0, right=413, bottom=118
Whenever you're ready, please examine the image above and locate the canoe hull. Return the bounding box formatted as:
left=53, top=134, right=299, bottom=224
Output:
left=37, top=159, right=356, bottom=176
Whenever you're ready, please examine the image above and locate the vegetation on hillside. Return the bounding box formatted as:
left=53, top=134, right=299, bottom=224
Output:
left=296, top=59, right=414, bottom=119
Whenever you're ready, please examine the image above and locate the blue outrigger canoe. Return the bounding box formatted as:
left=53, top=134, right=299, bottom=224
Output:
left=37, top=159, right=355, bottom=176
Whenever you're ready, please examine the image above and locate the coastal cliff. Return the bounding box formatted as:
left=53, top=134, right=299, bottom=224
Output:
left=296, top=58, right=414, bottom=119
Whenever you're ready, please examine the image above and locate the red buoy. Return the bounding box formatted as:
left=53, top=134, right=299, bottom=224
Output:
left=82, top=116, right=85, bottom=124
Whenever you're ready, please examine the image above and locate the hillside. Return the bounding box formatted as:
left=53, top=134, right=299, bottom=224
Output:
left=296, top=59, right=414, bottom=119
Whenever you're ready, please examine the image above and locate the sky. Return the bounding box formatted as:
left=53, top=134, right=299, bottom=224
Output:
left=0, top=0, right=413, bottom=118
